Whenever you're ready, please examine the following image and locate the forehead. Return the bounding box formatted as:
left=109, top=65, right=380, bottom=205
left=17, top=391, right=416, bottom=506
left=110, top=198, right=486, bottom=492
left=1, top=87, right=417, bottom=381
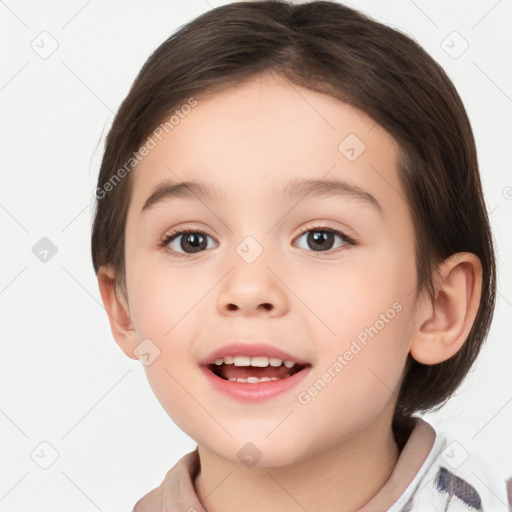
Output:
left=128, top=74, right=409, bottom=226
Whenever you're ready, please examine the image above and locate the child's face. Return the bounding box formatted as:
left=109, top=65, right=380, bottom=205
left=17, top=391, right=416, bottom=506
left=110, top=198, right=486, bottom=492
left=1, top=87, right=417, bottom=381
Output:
left=122, top=73, right=420, bottom=465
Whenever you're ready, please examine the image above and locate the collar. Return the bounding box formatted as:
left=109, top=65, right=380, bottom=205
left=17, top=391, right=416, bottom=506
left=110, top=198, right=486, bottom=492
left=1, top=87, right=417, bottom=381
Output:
left=133, top=416, right=437, bottom=512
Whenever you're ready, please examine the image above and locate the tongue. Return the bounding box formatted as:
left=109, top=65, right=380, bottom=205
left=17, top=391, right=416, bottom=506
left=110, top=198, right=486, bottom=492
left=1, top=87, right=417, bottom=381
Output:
left=218, top=364, right=294, bottom=380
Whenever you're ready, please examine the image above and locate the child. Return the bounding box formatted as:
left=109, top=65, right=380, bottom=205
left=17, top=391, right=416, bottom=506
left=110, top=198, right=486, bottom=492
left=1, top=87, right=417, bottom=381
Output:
left=91, top=1, right=510, bottom=510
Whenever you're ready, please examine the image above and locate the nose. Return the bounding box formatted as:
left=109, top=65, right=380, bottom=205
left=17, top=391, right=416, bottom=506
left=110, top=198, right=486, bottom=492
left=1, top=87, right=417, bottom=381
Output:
left=216, top=258, right=289, bottom=317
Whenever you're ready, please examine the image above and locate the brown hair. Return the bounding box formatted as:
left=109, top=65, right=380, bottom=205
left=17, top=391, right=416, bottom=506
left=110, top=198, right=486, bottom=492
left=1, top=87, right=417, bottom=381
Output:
left=91, top=0, right=497, bottom=440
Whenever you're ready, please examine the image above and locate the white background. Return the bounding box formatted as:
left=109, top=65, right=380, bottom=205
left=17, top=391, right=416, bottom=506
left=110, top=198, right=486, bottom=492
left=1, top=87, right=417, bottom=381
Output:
left=1, top=0, right=511, bottom=510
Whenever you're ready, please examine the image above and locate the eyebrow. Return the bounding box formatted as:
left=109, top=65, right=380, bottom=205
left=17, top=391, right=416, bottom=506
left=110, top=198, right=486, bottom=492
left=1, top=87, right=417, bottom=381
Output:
left=139, top=177, right=384, bottom=217
left=140, top=180, right=222, bottom=216
left=279, top=177, right=384, bottom=217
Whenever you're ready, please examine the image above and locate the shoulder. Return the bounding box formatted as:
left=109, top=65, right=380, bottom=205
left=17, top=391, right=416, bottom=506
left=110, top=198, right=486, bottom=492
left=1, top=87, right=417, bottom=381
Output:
left=403, top=420, right=509, bottom=511
left=132, top=486, right=163, bottom=512
left=130, top=447, right=202, bottom=512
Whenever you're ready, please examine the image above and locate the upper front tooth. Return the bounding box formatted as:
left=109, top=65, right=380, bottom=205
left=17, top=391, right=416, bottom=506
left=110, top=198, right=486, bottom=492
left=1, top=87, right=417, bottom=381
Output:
left=214, top=355, right=294, bottom=367
left=233, top=356, right=251, bottom=366
left=250, top=356, right=269, bottom=367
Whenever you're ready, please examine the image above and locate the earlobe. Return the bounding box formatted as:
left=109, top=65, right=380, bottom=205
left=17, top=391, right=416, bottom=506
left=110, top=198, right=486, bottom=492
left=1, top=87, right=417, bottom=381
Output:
left=96, top=265, right=139, bottom=360
left=409, top=252, right=483, bottom=365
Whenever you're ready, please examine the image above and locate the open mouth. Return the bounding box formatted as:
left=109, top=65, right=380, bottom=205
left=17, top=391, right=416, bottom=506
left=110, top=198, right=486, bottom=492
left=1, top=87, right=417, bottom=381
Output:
left=207, top=360, right=310, bottom=383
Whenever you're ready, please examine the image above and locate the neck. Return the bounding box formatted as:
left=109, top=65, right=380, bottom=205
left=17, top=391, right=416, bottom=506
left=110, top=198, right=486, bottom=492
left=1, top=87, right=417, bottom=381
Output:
left=194, top=415, right=400, bottom=512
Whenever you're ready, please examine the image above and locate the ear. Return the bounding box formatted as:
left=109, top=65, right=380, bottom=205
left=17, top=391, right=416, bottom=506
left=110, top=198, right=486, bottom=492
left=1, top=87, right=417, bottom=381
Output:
left=96, top=265, right=139, bottom=360
left=409, top=252, right=483, bottom=365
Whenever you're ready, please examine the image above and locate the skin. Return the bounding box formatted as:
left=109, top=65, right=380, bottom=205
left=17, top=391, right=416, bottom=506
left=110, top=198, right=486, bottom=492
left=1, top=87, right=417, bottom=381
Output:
left=97, top=72, right=483, bottom=512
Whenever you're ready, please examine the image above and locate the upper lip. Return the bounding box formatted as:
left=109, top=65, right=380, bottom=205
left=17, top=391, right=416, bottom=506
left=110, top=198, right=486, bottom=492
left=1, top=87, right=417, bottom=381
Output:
left=200, top=341, right=310, bottom=367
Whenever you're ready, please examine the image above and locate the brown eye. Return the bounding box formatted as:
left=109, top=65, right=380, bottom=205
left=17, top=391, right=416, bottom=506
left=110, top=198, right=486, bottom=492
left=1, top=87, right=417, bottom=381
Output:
left=294, top=227, right=354, bottom=253
left=162, top=230, right=217, bottom=255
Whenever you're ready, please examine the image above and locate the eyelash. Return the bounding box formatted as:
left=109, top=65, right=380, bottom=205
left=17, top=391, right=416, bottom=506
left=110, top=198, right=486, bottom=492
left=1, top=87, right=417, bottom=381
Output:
left=159, top=224, right=357, bottom=258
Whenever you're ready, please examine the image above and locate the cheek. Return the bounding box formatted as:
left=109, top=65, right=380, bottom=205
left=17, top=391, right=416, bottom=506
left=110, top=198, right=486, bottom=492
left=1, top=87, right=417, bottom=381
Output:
left=127, top=261, right=205, bottom=428
left=301, top=303, right=412, bottom=439
left=127, top=254, right=201, bottom=336
left=292, top=251, right=411, bottom=339
left=296, top=246, right=415, bottom=397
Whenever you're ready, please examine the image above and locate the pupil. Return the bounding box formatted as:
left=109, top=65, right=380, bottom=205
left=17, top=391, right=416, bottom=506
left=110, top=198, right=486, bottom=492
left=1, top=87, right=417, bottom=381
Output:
left=182, top=233, right=207, bottom=253
left=308, top=230, right=333, bottom=251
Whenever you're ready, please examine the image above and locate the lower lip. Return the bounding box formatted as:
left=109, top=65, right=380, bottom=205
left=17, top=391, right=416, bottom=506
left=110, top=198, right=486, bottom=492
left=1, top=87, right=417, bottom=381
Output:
left=201, top=365, right=311, bottom=402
